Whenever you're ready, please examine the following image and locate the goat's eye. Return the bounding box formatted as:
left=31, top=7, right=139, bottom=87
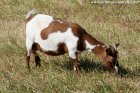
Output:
left=110, top=62, right=113, bottom=65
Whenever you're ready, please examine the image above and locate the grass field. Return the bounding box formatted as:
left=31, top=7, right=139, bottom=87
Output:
left=0, top=0, right=140, bottom=93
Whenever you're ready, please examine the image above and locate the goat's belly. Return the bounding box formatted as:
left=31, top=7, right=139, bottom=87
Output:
left=39, top=42, right=68, bottom=56
left=45, top=50, right=66, bottom=56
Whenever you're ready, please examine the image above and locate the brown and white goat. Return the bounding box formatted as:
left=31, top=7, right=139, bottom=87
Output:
left=25, top=10, right=120, bottom=74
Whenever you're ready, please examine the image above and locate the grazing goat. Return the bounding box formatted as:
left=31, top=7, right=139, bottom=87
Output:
left=25, top=10, right=120, bottom=74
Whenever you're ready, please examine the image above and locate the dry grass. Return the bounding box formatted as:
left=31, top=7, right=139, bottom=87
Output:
left=0, top=0, right=140, bottom=93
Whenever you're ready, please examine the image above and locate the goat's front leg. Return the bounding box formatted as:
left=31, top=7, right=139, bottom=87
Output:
left=69, top=51, right=80, bottom=74
left=32, top=43, right=41, bottom=68
left=71, top=58, right=81, bottom=74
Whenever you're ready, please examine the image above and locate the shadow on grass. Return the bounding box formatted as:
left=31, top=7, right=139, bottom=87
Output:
left=54, top=59, right=140, bottom=78
left=65, top=59, right=104, bottom=72
left=54, top=59, right=104, bottom=72
left=118, top=66, right=140, bottom=78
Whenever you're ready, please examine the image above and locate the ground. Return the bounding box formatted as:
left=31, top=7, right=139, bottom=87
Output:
left=0, top=0, right=140, bottom=93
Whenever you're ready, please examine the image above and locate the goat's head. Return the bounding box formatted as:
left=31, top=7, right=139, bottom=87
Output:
left=102, top=43, right=120, bottom=73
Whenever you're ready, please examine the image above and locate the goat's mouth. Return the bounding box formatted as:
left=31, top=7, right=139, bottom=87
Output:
left=104, top=64, right=119, bottom=74
left=112, top=65, right=119, bottom=74
left=103, top=65, right=119, bottom=74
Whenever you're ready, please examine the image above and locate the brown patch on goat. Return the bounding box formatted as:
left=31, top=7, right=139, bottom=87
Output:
left=77, top=39, right=86, bottom=51
left=32, top=42, right=68, bottom=56
left=32, top=43, right=44, bottom=52
left=40, top=20, right=85, bottom=39
left=83, top=33, right=105, bottom=46
left=41, top=21, right=68, bottom=40
left=92, top=46, right=107, bottom=59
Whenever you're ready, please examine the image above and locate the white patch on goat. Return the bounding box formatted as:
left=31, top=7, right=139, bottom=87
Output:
left=65, top=28, right=79, bottom=59
left=26, top=37, right=34, bottom=56
left=102, top=45, right=105, bottom=48
left=57, top=20, right=63, bottom=23
left=114, top=65, right=119, bottom=73
left=37, top=31, right=64, bottom=52
left=74, top=67, right=76, bottom=71
left=26, top=14, right=54, bottom=43
left=26, top=14, right=54, bottom=55
left=26, top=14, right=54, bottom=34
left=85, top=40, right=96, bottom=52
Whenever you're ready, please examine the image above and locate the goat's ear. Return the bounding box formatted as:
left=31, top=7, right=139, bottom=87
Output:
left=113, top=43, right=120, bottom=50
left=115, top=43, right=120, bottom=48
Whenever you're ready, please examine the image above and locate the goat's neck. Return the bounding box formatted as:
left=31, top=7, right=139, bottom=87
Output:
left=84, top=34, right=107, bottom=60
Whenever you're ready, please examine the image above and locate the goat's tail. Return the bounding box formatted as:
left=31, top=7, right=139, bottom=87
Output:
left=24, top=9, right=38, bottom=23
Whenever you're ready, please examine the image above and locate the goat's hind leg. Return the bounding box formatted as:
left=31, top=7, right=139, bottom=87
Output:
left=32, top=43, right=41, bottom=68
left=26, top=39, right=33, bottom=71
left=26, top=52, right=30, bottom=71
left=33, top=51, right=41, bottom=68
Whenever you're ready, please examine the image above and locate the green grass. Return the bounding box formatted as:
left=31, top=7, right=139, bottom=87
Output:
left=0, top=0, right=140, bottom=93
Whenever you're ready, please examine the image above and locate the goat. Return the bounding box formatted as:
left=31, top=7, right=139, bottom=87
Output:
left=25, top=10, right=120, bottom=74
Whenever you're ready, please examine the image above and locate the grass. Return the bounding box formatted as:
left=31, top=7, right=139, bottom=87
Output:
left=0, top=0, right=140, bottom=93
